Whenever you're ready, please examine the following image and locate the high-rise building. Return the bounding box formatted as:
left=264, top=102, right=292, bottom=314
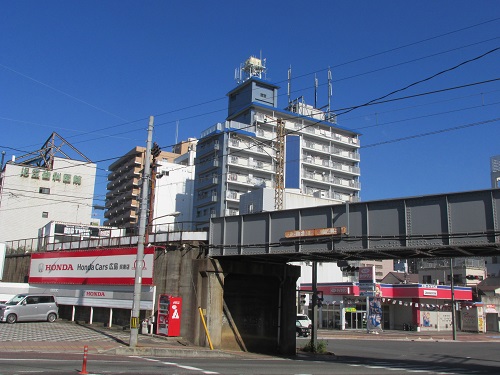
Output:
left=0, top=133, right=96, bottom=246
left=104, top=139, right=197, bottom=232
left=193, top=57, right=361, bottom=229
left=491, top=155, right=500, bottom=188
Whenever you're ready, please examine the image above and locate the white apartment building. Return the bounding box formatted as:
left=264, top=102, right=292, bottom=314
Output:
left=0, top=133, right=96, bottom=247
left=152, top=160, right=196, bottom=232
left=193, top=57, right=360, bottom=228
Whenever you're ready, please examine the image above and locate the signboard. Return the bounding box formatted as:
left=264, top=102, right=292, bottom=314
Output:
left=330, top=287, right=350, bottom=295
left=285, top=226, right=346, bottom=238
left=28, top=247, right=155, bottom=285
left=20, top=166, right=82, bottom=185
left=485, top=304, right=498, bottom=314
left=367, top=296, right=383, bottom=332
left=54, top=223, right=100, bottom=238
left=358, top=266, right=375, bottom=283
left=423, top=290, right=438, bottom=296
left=345, top=307, right=357, bottom=312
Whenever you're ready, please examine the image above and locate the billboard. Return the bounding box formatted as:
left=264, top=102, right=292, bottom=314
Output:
left=358, top=266, right=375, bottom=283
left=29, top=247, right=154, bottom=285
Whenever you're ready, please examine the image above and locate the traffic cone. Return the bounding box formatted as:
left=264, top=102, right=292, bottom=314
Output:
left=79, top=345, right=89, bottom=374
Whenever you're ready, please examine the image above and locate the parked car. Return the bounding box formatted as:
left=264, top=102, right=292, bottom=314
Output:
left=296, top=314, right=312, bottom=328
left=0, top=294, right=59, bottom=324
left=296, top=314, right=312, bottom=337
left=296, top=320, right=310, bottom=337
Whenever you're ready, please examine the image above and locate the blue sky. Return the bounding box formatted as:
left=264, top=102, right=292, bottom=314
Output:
left=1, top=1, right=499, bottom=222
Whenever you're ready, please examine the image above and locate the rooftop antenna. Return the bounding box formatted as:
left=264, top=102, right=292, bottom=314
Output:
left=175, top=120, right=179, bottom=145
left=287, top=66, right=292, bottom=105
left=327, top=67, right=332, bottom=119
left=314, top=74, right=318, bottom=109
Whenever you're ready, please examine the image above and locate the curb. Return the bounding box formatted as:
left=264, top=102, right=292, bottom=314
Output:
left=114, top=346, right=235, bottom=358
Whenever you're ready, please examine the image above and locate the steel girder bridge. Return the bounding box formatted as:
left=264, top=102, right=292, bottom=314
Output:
left=209, top=188, right=500, bottom=263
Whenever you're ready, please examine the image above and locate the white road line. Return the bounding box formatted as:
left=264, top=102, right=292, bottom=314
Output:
left=130, top=357, right=219, bottom=374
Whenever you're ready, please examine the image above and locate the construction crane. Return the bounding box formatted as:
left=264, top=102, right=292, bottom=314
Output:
left=274, top=118, right=285, bottom=210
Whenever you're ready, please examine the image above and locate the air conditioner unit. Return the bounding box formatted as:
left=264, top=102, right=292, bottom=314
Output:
left=313, top=191, right=327, bottom=198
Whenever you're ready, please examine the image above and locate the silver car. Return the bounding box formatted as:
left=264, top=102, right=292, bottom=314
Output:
left=0, top=294, right=59, bottom=324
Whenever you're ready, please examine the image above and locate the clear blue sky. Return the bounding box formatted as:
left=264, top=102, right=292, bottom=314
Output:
left=1, top=1, right=499, bottom=222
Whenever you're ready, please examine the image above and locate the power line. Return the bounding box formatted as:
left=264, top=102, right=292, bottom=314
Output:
left=362, top=118, right=500, bottom=148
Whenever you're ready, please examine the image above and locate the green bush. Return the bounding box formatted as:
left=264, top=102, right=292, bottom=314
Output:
left=301, top=339, right=327, bottom=353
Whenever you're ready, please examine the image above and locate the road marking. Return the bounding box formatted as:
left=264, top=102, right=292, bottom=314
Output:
left=132, top=357, right=219, bottom=374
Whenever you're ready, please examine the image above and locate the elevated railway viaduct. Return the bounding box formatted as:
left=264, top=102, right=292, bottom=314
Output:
left=208, top=188, right=500, bottom=354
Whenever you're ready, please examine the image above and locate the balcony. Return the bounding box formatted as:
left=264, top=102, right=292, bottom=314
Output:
left=197, top=158, right=219, bottom=173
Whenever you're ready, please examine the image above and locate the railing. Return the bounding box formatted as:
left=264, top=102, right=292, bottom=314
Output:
left=419, top=258, right=486, bottom=269
left=4, top=222, right=208, bottom=254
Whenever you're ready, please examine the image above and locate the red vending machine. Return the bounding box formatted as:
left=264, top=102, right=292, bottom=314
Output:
left=157, top=295, right=182, bottom=337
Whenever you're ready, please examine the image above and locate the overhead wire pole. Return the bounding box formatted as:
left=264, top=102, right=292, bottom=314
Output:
left=129, top=115, right=154, bottom=348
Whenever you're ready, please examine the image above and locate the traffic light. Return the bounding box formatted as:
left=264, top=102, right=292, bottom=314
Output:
left=151, top=142, right=161, bottom=158
left=300, top=294, right=309, bottom=306
left=341, top=265, right=360, bottom=272
left=317, top=291, right=324, bottom=307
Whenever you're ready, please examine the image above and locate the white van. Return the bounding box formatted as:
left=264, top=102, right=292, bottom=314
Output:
left=0, top=294, right=59, bottom=324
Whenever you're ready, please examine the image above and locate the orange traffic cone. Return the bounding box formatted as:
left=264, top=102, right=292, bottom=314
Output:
left=79, top=345, right=89, bottom=374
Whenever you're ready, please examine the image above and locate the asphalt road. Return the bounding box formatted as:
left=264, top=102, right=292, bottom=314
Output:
left=1, top=321, right=500, bottom=374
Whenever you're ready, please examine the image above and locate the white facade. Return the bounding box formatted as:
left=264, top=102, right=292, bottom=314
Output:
left=0, top=157, right=96, bottom=245
left=297, top=262, right=344, bottom=285
left=239, top=187, right=346, bottom=214
left=153, top=161, right=195, bottom=232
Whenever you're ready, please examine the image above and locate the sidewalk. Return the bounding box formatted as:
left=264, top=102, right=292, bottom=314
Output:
left=1, top=321, right=499, bottom=359
left=317, top=328, right=500, bottom=342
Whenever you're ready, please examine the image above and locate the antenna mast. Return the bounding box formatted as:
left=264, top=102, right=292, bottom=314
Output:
left=287, top=66, right=292, bottom=105
left=327, top=68, right=332, bottom=119
left=314, top=74, right=318, bottom=109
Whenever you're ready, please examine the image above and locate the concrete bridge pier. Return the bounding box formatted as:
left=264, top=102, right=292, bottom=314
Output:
left=195, top=258, right=300, bottom=355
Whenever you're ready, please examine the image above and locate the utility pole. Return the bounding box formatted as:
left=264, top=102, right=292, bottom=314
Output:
left=310, top=261, right=318, bottom=350
left=129, top=116, right=154, bottom=348
left=146, top=142, right=161, bottom=243
left=450, top=258, right=457, bottom=341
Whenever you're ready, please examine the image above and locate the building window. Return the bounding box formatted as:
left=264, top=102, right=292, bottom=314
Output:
left=39, top=187, right=50, bottom=194
left=422, top=275, right=432, bottom=284
left=42, top=212, right=49, bottom=218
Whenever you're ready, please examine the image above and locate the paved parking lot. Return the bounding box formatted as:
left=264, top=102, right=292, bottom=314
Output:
left=0, top=320, right=187, bottom=355
left=0, top=320, right=122, bottom=342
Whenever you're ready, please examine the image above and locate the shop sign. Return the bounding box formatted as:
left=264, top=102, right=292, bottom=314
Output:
left=423, top=290, right=438, bottom=296
left=20, top=166, right=82, bottom=185
left=359, top=283, right=375, bottom=291
left=358, top=266, right=375, bottom=283
left=83, top=290, right=113, bottom=298
left=330, top=287, right=350, bottom=295
left=485, top=304, right=498, bottom=313
left=28, top=247, right=154, bottom=285
left=360, top=291, right=375, bottom=297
